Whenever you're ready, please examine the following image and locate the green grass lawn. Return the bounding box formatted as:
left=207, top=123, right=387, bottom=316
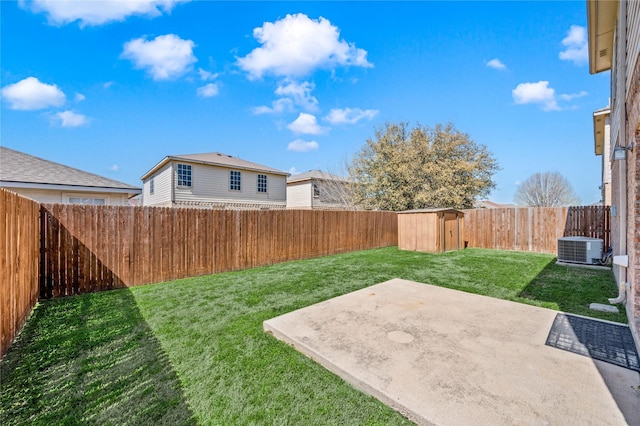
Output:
left=0, top=247, right=625, bottom=425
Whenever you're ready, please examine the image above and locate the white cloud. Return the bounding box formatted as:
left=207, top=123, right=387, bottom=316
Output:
left=109, top=164, right=120, bottom=172
left=287, top=113, right=326, bottom=135
left=53, top=110, right=88, bottom=127
left=486, top=58, right=506, bottom=70
left=512, top=81, right=560, bottom=111
left=103, top=81, right=114, bottom=89
left=513, top=82, right=587, bottom=111
left=559, top=90, right=588, bottom=101
left=198, top=68, right=218, bottom=81
left=252, top=98, right=293, bottom=115
left=325, top=107, right=378, bottom=124
left=288, top=166, right=299, bottom=175
left=237, top=13, right=372, bottom=79
left=21, top=0, right=188, bottom=27
left=275, top=81, right=318, bottom=111
left=1, top=77, right=66, bottom=110
left=254, top=80, right=318, bottom=114
left=121, top=34, right=196, bottom=80
left=287, top=138, right=319, bottom=152
left=197, top=83, right=219, bottom=97
left=74, top=92, right=85, bottom=102
left=559, top=25, right=588, bottom=66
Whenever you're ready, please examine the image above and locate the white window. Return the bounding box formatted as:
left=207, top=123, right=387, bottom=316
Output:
left=177, top=164, right=192, bottom=187
left=68, top=197, right=106, bottom=205
left=257, top=174, right=267, bottom=193
left=150, top=177, right=155, bottom=195
left=230, top=170, right=241, bottom=191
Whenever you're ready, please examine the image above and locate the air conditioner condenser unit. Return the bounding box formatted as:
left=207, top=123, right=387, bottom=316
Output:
left=557, top=236, right=603, bottom=264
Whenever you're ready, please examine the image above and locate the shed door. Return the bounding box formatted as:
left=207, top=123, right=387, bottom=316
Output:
left=443, top=212, right=459, bottom=251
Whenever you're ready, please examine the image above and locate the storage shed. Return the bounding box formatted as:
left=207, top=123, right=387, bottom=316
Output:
left=398, top=209, right=465, bottom=253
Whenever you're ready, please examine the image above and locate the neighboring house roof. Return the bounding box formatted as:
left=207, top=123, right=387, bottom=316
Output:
left=0, top=146, right=141, bottom=195
left=287, top=170, right=347, bottom=184
left=397, top=208, right=464, bottom=214
left=474, top=200, right=517, bottom=209
left=142, top=152, right=289, bottom=180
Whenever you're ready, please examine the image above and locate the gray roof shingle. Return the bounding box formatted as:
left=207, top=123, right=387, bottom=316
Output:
left=287, top=170, right=347, bottom=183
left=0, top=146, right=140, bottom=190
left=142, top=151, right=289, bottom=179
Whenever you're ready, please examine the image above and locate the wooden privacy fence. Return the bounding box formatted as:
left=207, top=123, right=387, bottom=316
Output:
left=40, top=205, right=398, bottom=298
left=1, top=189, right=40, bottom=359
left=3, top=195, right=610, bottom=359
left=463, top=206, right=610, bottom=254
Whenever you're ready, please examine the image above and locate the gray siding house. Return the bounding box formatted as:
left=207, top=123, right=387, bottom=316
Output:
left=141, top=152, right=288, bottom=209
left=286, top=170, right=352, bottom=209
left=0, top=146, right=141, bottom=205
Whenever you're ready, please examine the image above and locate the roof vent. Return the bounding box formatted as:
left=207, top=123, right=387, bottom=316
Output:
left=599, top=48, right=608, bottom=57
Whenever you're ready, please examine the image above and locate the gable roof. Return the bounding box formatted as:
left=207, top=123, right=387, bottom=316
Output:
left=141, top=151, right=289, bottom=180
left=287, top=170, right=348, bottom=184
left=0, top=146, right=141, bottom=194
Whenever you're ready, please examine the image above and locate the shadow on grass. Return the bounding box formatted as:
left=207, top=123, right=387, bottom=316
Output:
left=518, top=259, right=627, bottom=324
left=0, top=288, right=195, bottom=425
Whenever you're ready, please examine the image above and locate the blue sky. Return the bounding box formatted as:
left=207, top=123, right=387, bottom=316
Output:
left=1, top=1, right=610, bottom=204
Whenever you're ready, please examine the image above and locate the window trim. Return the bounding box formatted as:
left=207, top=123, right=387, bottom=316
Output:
left=67, top=196, right=106, bottom=205
left=257, top=174, right=268, bottom=193
left=149, top=177, right=155, bottom=195
left=229, top=170, right=242, bottom=191
left=176, top=163, right=192, bottom=188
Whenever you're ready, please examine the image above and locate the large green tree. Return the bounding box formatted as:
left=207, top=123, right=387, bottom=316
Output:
left=348, top=122, right=499, bottom=210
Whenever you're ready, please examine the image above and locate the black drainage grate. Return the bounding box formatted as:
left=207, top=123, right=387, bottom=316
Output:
left=545, top=313, right=640, bottom=372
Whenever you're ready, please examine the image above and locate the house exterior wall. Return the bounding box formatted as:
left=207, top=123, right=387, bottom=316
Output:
left=626, top=1, right=640, bottom=96
left=144, top=161, right=287, bottom=209
left=611, top=158, right=623, bottom=286
left=286, top=181, right=312, bottom=208
left=142, top=163, right=173, bottom=207
left=2, top=187, right=130, bottom=205
left=626, top=54, right=640, bottom=319
left=608, top=0, right=640, bottom=333
left=313, top=180, right=352, bottom=209
left=286, top=179, right=352, bottom=209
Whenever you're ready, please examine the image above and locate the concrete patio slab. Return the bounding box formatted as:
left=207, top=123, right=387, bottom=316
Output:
left=264, top=278, right=640, bottom=426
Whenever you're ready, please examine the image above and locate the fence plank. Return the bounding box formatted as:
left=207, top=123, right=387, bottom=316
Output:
left=38, top=206, right=398, bottom=298
left=463, top=206, right=610, bottom=254
left=1, top=189, right=40, bottom=359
